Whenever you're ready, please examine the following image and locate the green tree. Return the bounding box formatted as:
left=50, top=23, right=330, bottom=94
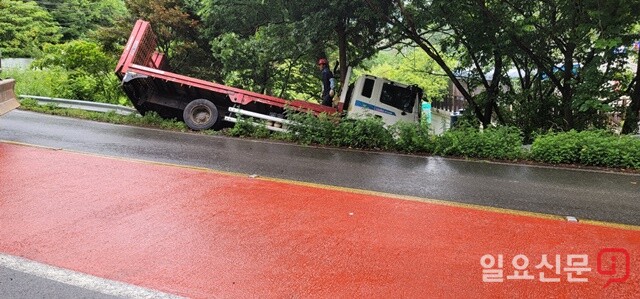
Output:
left=621, top=26, right=640, bottom=134
left=0, top=0, right=61, bottom=57
left=321, top=0, right=394, bottom=84
left=198, top=0, right=326, bottom=99
left=197, top=0, right=394, bottom=101
left=500, top=0, right=640, bottom=131
left=622, top=49, right=640, bottom=134
left=369, top=0, right=640, bottom=132
left=33, top=0, right=126, bottom=42
left=367, top=0, right=510, bottom=128
left=210, top=23, right=321, bottom=100
left=361, top=49, right=449, bottom=101
left=96, top=0, right=218, bottom=80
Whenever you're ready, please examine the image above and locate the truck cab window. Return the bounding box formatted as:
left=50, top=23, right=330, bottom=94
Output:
left=361, top=78, right=374, bottom=98
left=380, top=83, right=416, bottom=113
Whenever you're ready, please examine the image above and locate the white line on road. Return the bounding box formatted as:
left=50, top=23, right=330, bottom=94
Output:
left=0, top=253, right=185, bottom=299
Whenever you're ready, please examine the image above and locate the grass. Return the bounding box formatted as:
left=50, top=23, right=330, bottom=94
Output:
left=18, top=99, right=189, bottom=131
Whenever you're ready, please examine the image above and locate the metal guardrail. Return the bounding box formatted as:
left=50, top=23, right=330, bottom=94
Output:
left=19, top=95, right=139, bottom=116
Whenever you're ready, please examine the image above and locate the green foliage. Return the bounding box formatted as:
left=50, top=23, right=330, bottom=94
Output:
left=205, top=10, right=321, bottom=100
left=199, top=0, right=394, bottom=101
left=530, top=130, right=609, bottom=164
left=33, top=40, right=111, bottom=73
left=18, top=98, right=39, bottom=108
left=119, top=0, right=218, bottom=80
left=2, top=68, right=69, bottom=97
left=31, top=40, right=125, bottom=104
left=531, top=130, right=640, bottom=169
left=359, top=49, right=450, bottom=102
left=580, top=136, right=640, bottom=169
left=499, top=0, right=639, bottom=132
left=332, top=117, right=394, bottom=149
left=380, top=0, right=640, bottom=132
left=285, top=111, right=393, bottom=150
left=35, top=0, right=126, bottom=42
left=37, top=0, right=119, bottom=42
left=285, top=110, right=521, bottom=157
left=226, top=116, right=271, bottom=139
left=131, top=111, right=188, bottom=129
left=390, top=121, right=433, bottom=153
left=211, top=30, right=292, bottom=95
left=0, top=0, right=61, bottom=57
left=434, top=126, right=524, bottom=160
left=18, top=100, right=187, bottom=130
left=286, top=111, right=340, bottom=146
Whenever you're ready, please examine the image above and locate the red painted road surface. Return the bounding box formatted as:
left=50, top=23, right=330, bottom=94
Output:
left=1, top=142, right=639, bottom=298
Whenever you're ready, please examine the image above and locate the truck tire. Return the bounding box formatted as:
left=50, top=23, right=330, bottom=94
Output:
left=183, top=99, right=219, bottom=131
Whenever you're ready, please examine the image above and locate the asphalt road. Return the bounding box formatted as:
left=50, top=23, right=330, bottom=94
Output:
left=1, top=110, right=639, bottom=227
left=0, top=265, right=118, bottom=299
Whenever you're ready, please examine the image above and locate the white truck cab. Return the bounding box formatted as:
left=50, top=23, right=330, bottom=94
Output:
left=339, top=68, right=423, bottom=126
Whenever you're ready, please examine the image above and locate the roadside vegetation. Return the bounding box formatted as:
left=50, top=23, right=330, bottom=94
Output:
left=531, top=130, right=640, bottom=169
left=18, top=99, right=188, bottom=131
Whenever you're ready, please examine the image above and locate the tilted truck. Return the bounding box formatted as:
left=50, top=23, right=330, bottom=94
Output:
left=115, top=20, right=424, bottom=131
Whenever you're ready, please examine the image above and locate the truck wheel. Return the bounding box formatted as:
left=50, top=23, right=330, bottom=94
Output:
left=183, top=99, right=219, bottom=131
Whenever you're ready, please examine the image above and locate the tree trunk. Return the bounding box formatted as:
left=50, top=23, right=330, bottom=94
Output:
left=622, top=49, right=640, bottom=134
left=335, top=21, right=348, bottom=86
left=561, top=44, right=575, bottom=130
left=481, top=51, right=504, bottom=128
left=410, top=39, right=484, bottom=123
left=623, top=93, right=640, bottom=134
left=278, top=59, right=296, bottom=98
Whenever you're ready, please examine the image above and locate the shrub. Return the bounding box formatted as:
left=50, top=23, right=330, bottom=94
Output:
left=2, top=68, right=69, bottom=97
left=531, top=130, right=640, bottom=169
left=579, top=135, right=640, bottom=169
left=286, top=111, right=340, bottom=145
left=30, top=41, right=127, bottom=104
left=332, top=117, right=393, bottom=150
left=433, top=126, right=524, bottom=160
left=478, top=126, right=524, bottom=160
left=134, top=111, right=167, bottom=126
left=390, top=121, right=433, bottom=153
left=530, top=130, right=610, bottom=164
left=226, top=116, right=271, bottom=138
left=286, top=111, right=394, bottom=150
left=3, top=67, right=127, bottom=105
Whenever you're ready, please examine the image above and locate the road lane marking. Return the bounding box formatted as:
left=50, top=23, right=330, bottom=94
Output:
left=0, top=253, right=184, bottom=299
left=2, top=139, right=640, bottom=232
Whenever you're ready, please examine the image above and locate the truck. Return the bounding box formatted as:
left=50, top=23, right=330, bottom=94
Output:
left=115, top=20, right=424, bottom=131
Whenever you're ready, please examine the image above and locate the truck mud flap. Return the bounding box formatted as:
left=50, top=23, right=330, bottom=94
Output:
left=0, top=79, right=20, bottom=116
